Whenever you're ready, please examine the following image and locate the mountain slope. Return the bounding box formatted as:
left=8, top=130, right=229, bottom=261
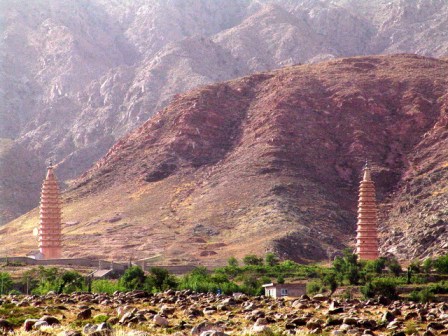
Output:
left=3, top=55, right=447, bottom=264
left=3, top=0, right=448, bottom=223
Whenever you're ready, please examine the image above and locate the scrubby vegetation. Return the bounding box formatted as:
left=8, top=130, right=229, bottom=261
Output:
left=2, top=252, right=448, bottom=304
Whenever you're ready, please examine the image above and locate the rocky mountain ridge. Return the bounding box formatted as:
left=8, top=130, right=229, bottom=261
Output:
left=3, top=55, right=447, bottom=264
left=2, top=0, right=448, bottom=223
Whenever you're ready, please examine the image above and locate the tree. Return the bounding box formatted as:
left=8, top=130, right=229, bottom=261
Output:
left=146, top=267, right=177, bottom=291
left=332, top=249, right=360, bottom=285
left=265, top=253, right=279, bottom=267
left=120, top=266, right=146, bottom=290
left=243, top=254, right=263, bottom=266
left=386, top=258, right=402, bottom=276
left=422, top=258, right=433, bottom=273
left=0, top=272, right=13, bottom=294
left=322, top=272, right=338, bottom=296
left=363, top=258, right=386, bottom=274
left=58, top=271, right=84, bottom=293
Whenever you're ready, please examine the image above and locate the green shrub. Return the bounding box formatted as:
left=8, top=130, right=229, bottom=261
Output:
left=91, top=280, right=124, bottom=294
left=409, top=288, right=435, bottom=303
left=306, top=280, right=323, bottom=295
left=434, top=254, right=448, bottom=274
left=361, top=278, right=398, bottom=300
left=427, top=281, right=448, bottom=294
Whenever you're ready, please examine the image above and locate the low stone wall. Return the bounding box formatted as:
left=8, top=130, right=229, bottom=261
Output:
left=0, top=257, right=197, bottom=274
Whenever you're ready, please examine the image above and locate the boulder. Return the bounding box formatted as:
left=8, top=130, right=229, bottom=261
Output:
left=153, top=314, right=169, bottom=327
left=77, top=308, right=92, bottom=320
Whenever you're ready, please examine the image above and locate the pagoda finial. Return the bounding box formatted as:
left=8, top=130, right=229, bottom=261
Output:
left=363, top=159, right=371, bottom=181
left=48, top=159, right=53, bottom=169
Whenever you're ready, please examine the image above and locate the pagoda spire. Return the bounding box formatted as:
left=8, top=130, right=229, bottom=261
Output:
left=356, top=161, right=380, bottom=260
left=38, top=161, right=62, bottom=259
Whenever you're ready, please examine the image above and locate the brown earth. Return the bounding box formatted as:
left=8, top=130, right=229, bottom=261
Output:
left=3, top=54, right=448, bottom=265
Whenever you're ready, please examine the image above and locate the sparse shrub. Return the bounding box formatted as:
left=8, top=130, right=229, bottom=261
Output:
left=243, top=254, right=263, bottom=266
left=404, top=320, right=418, bottom=335
left=227, top=256, right=239, bottom=268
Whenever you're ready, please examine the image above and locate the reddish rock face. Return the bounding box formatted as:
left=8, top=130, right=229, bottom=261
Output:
left=356, top=164, right=379, bottom=260
left=39, top=165, right=62, bottom=259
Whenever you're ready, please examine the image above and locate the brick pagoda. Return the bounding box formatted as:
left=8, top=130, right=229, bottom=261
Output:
left=356, top=162, right=379, bottom=260
left=38, top=162, right=62, bottom=259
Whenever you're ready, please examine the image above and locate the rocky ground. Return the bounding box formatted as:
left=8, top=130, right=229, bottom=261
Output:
left=1, top=291, right=448, bottom=335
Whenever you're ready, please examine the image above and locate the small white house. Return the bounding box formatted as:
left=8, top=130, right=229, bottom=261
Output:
left=262, top=282, right=307, bottom=298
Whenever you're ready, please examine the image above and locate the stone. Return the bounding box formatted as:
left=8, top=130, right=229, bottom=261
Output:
left=153, top=314, right=169, bottom=327
left=62, top=331, right=82, bottom=336
left=342, top=317, right=358, bottom=326
left=200, top=332, right=229, bottom=336
left=306, top=318, right=324, bottom=329
left=39, top=315, right=60, bottom=325
left=33, top=320, right=49, bottom=330
left=83, top=323, right=96, bottom=334
left=0, top=319, right=13, bottom=331
left=290, top=317, right=307, bottom=326
left=191, top=322, right=223, bottom=335
left=381, top=311, right=395, bottom=322
left=77, top=308, right=92, bottom=320
left=23, top=319, right=38, bottom=331
left=313, top=294, right=329, bottom=301
left=427, top=322, right=446, bottom=330
left=404, top=311, right=418, bottom=320
left=251, top=324, right=272, bottom=334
